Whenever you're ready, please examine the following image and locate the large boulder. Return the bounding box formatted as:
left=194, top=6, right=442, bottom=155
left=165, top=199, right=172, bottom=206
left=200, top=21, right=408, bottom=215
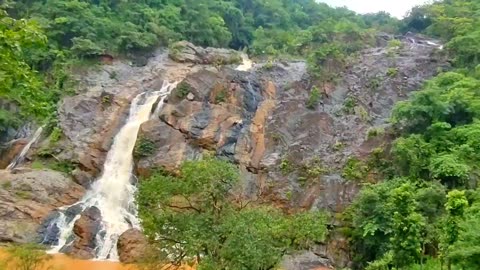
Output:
left=117, top=228, right=148, bottom=263
left=69, top=206, right=102, bottom=259
left=169, top=41, right=242, bottom=65
left=282, top=251, right=333, bottom=270
left=0, top=169, right=84, bottom=243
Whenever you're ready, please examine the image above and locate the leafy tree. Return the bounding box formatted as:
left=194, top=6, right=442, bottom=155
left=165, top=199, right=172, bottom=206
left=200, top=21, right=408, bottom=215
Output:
left=137, top=157, right=327, bottom=270
left=440, top=190, right=468, bottom=270
left=0, top=12, right=51, bottom=119
left=449, top=202, right=480, bottom=269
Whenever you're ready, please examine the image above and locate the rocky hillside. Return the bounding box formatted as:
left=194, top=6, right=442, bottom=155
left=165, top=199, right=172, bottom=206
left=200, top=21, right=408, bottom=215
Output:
left=0, top=34, right=448, bottom=268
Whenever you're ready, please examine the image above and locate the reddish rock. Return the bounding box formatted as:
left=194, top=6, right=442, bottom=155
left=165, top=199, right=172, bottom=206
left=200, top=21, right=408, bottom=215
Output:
left=0, top=139, right=28, bottom=169
left=117, top=228, right=148, bottom=263
left=69, top=206, right=102, bottom=260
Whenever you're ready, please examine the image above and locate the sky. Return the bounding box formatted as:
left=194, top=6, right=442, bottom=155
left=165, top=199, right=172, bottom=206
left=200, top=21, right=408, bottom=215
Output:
left=318, top=0, right=432, bottom=18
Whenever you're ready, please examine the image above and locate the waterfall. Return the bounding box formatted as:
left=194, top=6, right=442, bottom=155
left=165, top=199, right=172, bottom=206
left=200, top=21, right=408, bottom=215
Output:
left=46, top=81, right=177, bottom=260
left=6, top=126, right=44, bottom=170
left=236, top=53, right=253, bottom=71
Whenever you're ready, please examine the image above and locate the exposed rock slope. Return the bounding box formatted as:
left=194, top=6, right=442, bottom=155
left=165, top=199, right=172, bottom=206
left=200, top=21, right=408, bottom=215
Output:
left=0, top=169, right=84, bottom=243
left=0, top=35, right=448, bottom=268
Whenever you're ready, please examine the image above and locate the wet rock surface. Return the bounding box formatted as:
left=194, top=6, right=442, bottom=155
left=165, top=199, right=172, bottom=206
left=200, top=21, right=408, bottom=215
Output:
left=0, top=169, right=84, bottom=243
left=136, top=35, right=448, bottom=268
left=0, top=34, right=449, bottom=268
left=117, top=228, right=148, bottom=263
left=0, top=139, right=28, bottom=169
left=68, top=206, right=102, bottom=260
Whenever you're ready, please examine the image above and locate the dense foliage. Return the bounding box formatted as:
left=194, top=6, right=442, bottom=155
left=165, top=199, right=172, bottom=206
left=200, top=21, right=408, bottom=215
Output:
left=137, top=158, right=327, bottom=270
left=403, top=0, right=480, bottom=68
left=0, top=0, right=402, bottom=135
left=349, top=1, right=480, bottom=269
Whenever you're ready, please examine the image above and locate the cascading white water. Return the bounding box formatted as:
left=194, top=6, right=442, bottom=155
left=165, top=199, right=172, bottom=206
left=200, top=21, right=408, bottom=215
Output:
left=47, top=81, right=177, bottom=260
left=6, top=126, right=44, bottom=170
left=236, top=53, right=253, bottom=71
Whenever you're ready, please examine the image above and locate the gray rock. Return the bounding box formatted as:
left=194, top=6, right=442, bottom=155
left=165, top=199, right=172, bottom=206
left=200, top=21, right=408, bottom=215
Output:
left=282, top=251, right=333, bottom=270
left=186, top=92, right=195, bottom=101
left=169, top=41, right=242, bottom=65
left=0, top=169, right=84, bottom=243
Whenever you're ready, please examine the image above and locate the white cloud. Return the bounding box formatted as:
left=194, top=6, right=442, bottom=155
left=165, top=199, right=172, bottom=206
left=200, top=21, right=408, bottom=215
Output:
left=318, top=0, right=432, bottom=18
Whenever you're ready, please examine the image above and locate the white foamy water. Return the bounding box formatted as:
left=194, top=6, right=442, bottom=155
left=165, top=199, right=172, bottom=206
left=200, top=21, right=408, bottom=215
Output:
left=48, top=81, right=177, bottom=260
left=6, top=126, right=43, bottom=170
left=236, top=53, right=253, bottom=71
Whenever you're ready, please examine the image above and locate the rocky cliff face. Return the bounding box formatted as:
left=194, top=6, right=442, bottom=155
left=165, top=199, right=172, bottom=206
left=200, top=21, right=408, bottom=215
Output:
left=0, top=36, right=448, bottom=268
left=135, top=36, right=448, bottom=268
left=0, top=169, right=84, bottom=243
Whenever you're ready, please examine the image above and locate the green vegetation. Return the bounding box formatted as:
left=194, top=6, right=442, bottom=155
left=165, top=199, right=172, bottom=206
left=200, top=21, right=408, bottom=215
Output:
left=1, top=181, right=12, bottom=189
left=343, top=96, right=357, bottom=114
left=386, top=67, right=399, bottom=77
left=306, top=86, right=321, bottom=110
left=137, top=157, right=327, bottom=269
left=0, top=244, right=54, bottom=270
left=348, top=2, right=480, bottom=268
left=280, top=158, right=293, bottom=175
left=298, top=157, right=327, bottom=186
left=367, top=127, right=385, bottom=139
left=175, top=82, right=191, bottom=99
left=342, top=157, right=368, bottom=182
left=0, top=0, right=404, bottom=134
left=134, top=137, right=156, bottom=158
left=215, top=90, right=227, bottom=104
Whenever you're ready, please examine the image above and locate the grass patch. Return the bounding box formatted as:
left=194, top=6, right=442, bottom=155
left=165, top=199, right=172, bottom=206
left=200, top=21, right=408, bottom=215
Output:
left=134, top=137, right=156, bottom=158
left=342, top=156, right=369, bottom=182
left=386, top=67, right=399, bottom=77
left=367, top=127, right=385, bottom=139
left=343, top=97, right=357, bottom=114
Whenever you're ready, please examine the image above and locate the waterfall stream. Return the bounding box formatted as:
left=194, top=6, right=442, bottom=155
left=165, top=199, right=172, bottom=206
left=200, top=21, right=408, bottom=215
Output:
left=46, top=81, right=177, bottom=260
left=6, top=126, right=44, bottom=170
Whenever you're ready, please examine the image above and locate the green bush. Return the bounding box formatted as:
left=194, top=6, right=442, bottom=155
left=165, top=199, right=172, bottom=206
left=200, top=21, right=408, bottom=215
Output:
left=386, top=67, right=399, bottom=77
left=134, top=137, right=156, bottom=158
left=306, top=86, right=321, bottom=110
left=175, top=82, right=191, bottom=99
left=367, top=127, right=385, bottom=139
left=137, top=157, right=328, bottom=270
left=215, top=90, right=227, bottom=103
left=342, top=156, right=368, bottom=181
left=343, top=97, right=357, bottom=114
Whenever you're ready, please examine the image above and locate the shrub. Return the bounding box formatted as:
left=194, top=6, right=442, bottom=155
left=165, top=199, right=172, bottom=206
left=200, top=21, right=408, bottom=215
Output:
left=215, top=90, right=227, bottom=103
left=387, top=67, right=399, bottom=77
left=49, top=127, right=63, bottom=143
left=134, top=137, right=156, bottom=158
left=343, top=97, right=357, bottom=114
left=342, top=156, right=368, bottom=181
left=175, top=82, right=191, bottom=99
left=367, top=127, right=385, bottom=139
left=388, top=39, right=403, bottom=49
left=306, top=86, right=321, bottom=110
left=280, top=158, right=294, bottom=175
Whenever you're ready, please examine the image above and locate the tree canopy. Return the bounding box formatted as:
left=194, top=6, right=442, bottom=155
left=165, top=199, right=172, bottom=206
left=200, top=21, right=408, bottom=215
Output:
left=137, top=158, right=327, bottom=270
